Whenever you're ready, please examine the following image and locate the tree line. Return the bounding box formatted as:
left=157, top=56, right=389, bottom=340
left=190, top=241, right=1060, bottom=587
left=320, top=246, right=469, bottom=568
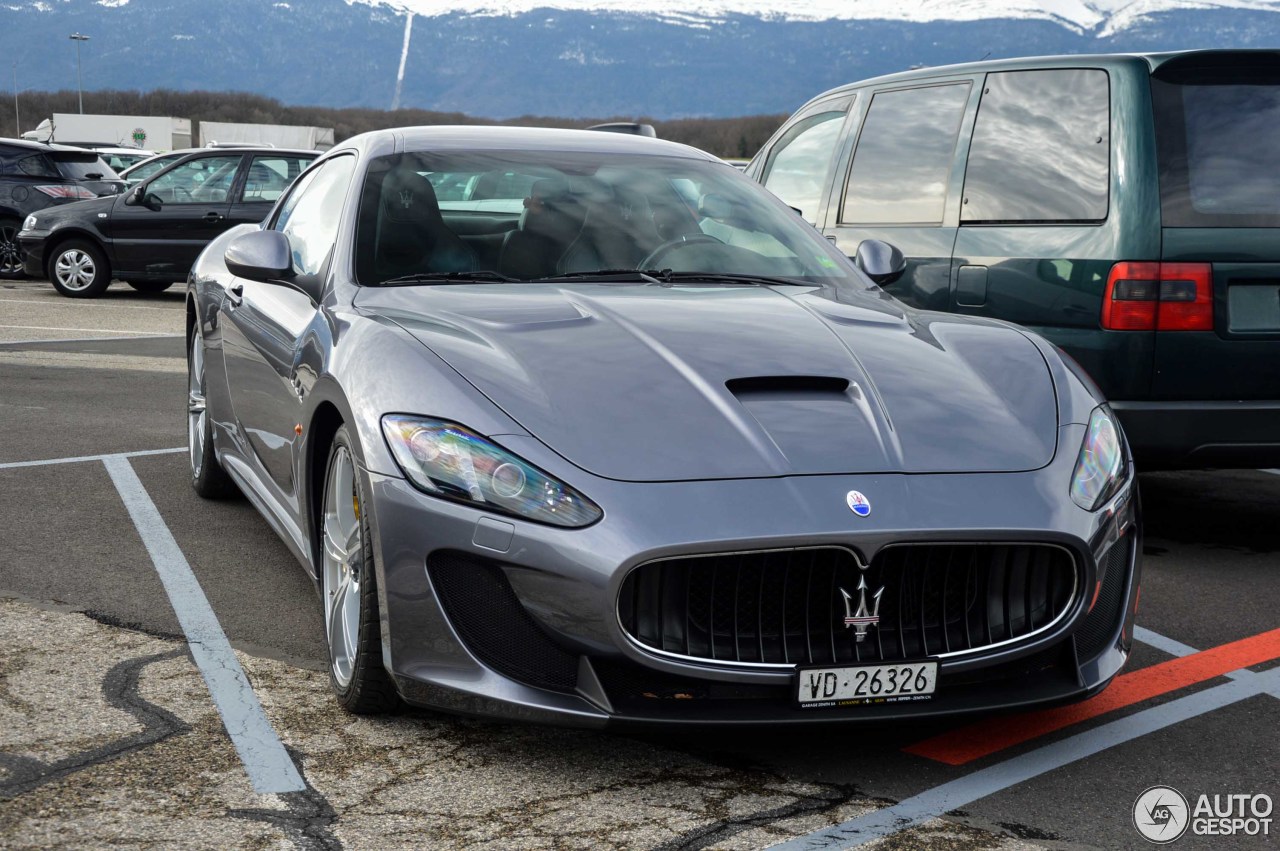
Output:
left=0, top=89, right=787, bottom=159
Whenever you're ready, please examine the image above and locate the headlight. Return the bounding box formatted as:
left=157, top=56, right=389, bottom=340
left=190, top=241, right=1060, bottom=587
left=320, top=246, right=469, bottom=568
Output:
left=381, top=415, right=602, bottom=528
left=21, top=215, right=36, bottom=232
left=1069, top=406, right=1127, bottom=511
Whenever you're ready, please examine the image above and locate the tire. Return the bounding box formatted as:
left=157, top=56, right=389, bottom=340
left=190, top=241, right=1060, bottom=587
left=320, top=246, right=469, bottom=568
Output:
left=48, top=239, right=111, bottom=297
left=187, top=330, right=238, bottom=499
left=127, top=280, right=174, bottom=294
left=0, top=217, right=27, bottom=280
left=320, top=427, right=402, bottom=714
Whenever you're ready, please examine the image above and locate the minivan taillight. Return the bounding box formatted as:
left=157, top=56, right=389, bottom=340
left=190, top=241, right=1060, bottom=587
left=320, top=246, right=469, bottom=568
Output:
left=35, top=185, right=97, bottom=200
left=1102, top=262, right=1213, bottom=331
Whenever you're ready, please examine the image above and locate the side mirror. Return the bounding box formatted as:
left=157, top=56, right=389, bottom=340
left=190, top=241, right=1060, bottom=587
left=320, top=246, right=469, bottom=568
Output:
left=225, top=230, right=293, bottom=283
left=854, top=239, right=907, bottom=286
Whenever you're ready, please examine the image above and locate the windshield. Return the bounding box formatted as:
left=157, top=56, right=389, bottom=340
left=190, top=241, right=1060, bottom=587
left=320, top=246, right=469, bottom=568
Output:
left=1153, top=63, right=1280, bottom=226
left=354, top=150, right=859, bottom=288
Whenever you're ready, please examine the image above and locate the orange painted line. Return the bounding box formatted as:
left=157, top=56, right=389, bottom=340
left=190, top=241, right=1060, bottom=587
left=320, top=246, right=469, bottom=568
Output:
left=905, top=627, right=1280, bottom=766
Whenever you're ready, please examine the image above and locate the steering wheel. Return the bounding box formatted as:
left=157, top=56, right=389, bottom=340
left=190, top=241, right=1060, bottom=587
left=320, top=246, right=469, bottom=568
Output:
left=639, top=233, right=725, bottom=269
left=171, top=186, right=194, bottom=202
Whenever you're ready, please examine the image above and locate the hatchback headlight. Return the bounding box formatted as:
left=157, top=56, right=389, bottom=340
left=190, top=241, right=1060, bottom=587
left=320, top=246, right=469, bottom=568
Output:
left=21, top=215, right=36, bottom=232
left=381, top=415, right=601, bottom=528
left=1069, top=406, right=1127, bottom=511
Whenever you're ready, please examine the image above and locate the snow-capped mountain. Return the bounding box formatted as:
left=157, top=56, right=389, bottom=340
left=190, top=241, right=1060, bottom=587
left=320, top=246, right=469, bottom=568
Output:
left=4, top=0, right=1279, bottom=118
left=355, top=0, right=1280, bottom=36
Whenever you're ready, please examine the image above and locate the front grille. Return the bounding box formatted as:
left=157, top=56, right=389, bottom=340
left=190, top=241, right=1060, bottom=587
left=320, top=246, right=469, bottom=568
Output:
left=617, top=544, right=1077, bottom=667
left=429, top=551, right=579, bottom=692
left=1074, top=535, right=1132, bottom=661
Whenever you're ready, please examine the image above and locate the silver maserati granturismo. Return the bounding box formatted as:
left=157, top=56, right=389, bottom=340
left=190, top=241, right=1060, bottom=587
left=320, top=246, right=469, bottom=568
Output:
left=186, top=126, right=1140, bottom=724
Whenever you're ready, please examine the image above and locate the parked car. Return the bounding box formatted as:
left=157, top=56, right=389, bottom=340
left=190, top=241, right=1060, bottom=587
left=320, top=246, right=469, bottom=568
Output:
left=186, top=125, right=1139, bottom=724
left=20, top=147, right=317, bottom=296
left=118, top=147, right=229, bottom=186
left=0, top=138, right=125, bottom=278
left=91, top=146, right=157, bottom=173
left=747, top=49, right=1280, bottom=470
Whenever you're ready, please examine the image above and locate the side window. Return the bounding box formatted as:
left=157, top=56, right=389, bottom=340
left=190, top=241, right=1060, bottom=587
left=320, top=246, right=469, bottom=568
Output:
left=149, top=155, right=243, bottom=204
left=241, top=155, right=316, bottom=203
left=962, top=69, right=1110, bottom=223
left=15, top=153, right=60, bottom=179
left=761, top=110, right=846, bottom=223
left=273, top=155, right=356, bottom=277
left=841, top=84, right=971, bottom=225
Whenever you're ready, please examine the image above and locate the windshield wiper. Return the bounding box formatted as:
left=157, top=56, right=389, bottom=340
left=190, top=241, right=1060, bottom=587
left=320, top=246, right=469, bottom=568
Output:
left=532, top=269, right=663, bottom=284
left=647, top=271, right=815, bottom=287
left=378, top=271, right=519, bottom=286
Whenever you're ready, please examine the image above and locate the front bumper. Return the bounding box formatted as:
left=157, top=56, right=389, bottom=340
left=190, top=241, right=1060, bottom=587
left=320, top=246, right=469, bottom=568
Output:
left=1112, top=399, right=1280, bottom=470
left=18, top=230, right=51, bottom=278
left=360, top=438, right=1142, bottom=728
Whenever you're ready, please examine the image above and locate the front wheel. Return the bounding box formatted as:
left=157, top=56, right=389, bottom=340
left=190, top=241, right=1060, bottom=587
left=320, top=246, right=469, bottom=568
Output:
left=321, top=427, right=401, bottom=714
left=0, top=217, right=27, bottom=280
left=49, top=240, right=111, bottom=297
left=188, top=330, right=237, bottom=499
left=127, top=280, right=174, bottom=294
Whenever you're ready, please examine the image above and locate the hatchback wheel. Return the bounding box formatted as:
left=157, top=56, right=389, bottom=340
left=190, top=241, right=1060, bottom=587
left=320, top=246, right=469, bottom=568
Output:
left=0, top=218, right=26, bottom=280
left=321, top=427, right=401, bottom=714
left=49, top=240, right=111, bottom=297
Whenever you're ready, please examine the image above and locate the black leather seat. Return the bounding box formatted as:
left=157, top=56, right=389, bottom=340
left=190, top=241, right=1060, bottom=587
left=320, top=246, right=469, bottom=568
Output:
left=373, top=169, right=476, bottom=281
left=497, top=179, right=587, bottom=279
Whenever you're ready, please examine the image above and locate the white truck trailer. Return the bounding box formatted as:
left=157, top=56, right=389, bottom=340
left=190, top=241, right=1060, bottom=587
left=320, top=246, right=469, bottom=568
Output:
left=198, top=121, right=335, bottom=150
left=22, top=114, right=192, bottom=150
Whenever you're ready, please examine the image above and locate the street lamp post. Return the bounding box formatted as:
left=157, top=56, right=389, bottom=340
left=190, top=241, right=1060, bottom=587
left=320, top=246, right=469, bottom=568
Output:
left=69, top=33, right=89, bottom=114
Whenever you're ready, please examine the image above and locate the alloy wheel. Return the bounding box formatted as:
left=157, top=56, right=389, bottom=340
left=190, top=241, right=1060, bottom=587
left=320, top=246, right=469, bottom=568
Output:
left=0, top=224, right=24, bottom=276
left=187, top=337, right=206, bottom=479
left=322, top=446, right=363, bottom=688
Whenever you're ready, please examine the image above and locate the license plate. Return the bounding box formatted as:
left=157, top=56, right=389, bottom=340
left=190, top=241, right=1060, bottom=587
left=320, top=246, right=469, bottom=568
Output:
left=796, top=661, right=938, bottom=708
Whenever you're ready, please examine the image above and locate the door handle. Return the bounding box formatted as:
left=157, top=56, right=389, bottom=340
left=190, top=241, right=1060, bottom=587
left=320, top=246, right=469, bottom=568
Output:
left=203, top=211, right=224, bottom=223
left=227, top=284, right=243, bottom=307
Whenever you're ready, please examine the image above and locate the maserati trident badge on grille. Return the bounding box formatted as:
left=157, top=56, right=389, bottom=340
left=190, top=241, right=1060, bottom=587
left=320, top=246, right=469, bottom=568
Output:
left=840, top=577, right=884, bottom=642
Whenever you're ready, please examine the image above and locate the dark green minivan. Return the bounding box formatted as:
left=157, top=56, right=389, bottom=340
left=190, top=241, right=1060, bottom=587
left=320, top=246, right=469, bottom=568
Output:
left=747, top=50, right=1280, bottom=469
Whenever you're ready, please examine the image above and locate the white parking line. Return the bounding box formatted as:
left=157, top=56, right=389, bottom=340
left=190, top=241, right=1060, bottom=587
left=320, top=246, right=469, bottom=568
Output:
left=0, top=447, right=185, bottom=471
left=102, top=454, right=306, bottom=795
left=0, top=324, right=174, bottom=335
left=0, top=296, right=181, bottom=311
left=0, top=333, right=183, bottom=346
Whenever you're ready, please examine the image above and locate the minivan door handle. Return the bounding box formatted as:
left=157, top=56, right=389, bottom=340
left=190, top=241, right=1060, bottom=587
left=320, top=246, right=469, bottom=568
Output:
left=203, top=211, right=224, bottom=223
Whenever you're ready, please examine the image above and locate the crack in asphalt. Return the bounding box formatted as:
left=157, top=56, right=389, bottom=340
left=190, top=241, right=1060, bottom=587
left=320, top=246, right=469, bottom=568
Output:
left=648, top=783, right=866, bottom=851
left=227, top=745, right=342, bottom=851
left=0, top=648, right=189, bottom=799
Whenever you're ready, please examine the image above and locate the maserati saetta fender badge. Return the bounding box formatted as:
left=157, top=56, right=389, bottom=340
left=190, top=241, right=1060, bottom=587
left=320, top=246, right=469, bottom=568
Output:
left=840, top=577, right=884, bottom=642
left=846, top=490, right=871, bottom=517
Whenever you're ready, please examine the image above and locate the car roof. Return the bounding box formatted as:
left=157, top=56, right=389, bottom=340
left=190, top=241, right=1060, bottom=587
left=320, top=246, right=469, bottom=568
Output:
left=792, top=48, right=1280, bottom=110
left=335, top=125, right=720, bottom=162
left=0, top=136, right=102, bottom=155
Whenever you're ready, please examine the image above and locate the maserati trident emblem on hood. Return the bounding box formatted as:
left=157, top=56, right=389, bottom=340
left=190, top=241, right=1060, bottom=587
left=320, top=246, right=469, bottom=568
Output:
left=846, top=490, right=871, bottom=517
left=840, top=577, right=884, bottom=642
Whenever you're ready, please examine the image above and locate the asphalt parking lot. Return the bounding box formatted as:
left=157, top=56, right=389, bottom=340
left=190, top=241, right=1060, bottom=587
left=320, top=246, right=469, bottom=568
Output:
left=1, top=277, right=1277, bottom=850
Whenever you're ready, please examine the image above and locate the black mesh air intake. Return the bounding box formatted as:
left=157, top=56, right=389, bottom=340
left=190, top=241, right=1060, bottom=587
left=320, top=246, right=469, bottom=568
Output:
left=428, top=551, right=579, bottom=692
left=1074, top=536, right=1132, bottom=662
left=617, top=544, right=1077, bottom=666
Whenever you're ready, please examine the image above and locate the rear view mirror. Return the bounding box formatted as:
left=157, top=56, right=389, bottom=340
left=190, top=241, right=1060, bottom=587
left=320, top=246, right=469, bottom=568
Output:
left=854, top=239, right=906, bottom=286
left=225, top=230, right=293, bottom=283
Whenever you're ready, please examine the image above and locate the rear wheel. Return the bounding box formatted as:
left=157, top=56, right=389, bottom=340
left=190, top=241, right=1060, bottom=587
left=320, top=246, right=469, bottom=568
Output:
left=49, top=240, right=111, bottom=297
left=188, top=330, right=237, bottom=499
left=321, top=427, right=401, bottom=714
left=127, top=280, right=174, bottom=294
left=0, top=217, right=27, bottom=279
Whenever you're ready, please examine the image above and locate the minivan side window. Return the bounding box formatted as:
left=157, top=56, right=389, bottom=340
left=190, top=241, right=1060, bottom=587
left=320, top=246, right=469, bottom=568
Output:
left=761, top=110, right=846, bottom=223
left=962, top=69, right=1110, bottom=223
left=841, top=84, right=970, bottom=225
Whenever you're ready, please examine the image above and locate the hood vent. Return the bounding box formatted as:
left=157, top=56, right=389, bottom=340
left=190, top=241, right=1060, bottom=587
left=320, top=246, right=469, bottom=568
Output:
left=726, top=375, right=850, bottom=399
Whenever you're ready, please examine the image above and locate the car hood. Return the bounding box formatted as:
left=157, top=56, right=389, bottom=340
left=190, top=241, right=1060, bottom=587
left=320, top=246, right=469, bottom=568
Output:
left=356, top=283, right=1059, bottom=482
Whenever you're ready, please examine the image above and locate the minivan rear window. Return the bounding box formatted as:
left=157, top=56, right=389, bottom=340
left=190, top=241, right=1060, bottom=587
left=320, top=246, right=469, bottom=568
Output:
left=1153, top=64, right=1280, bottom=227
left=54, top=156, right=119, bottom=181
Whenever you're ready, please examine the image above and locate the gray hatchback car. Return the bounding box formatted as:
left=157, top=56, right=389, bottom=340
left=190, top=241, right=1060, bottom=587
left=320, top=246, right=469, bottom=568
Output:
left=748, top=50, right=1280, bottom=470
